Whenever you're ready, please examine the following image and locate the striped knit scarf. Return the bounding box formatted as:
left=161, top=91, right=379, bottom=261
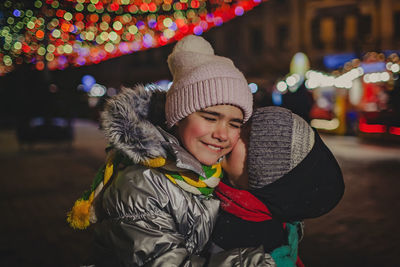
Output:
left=164, top=163, right=223, bottom=197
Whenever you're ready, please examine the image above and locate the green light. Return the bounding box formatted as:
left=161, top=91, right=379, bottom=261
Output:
left=122, top=14, right=132, bottom=23
left=5, top=36, right=12, bottom=43
left=87, top=4, right=96, bottom=12
left=14, top=42, right=22, bottom=50
left=4, top=1, right=12, bottom=8
left=174, top=11, right=184, bottom=19
left=104, top=42, right=114, bottom=53
left=96, top=7, right=104, bottom=14
left=75, top=3, right=84, bottom=12
left=38, top=46, right=46, bottom=55
left=52, top=29, right=61, bottom=38
left=26, top=10, right=33, bottom=17
left=121, top=0, right=130, bottom=4
left=46, top=53, right=54, bottom=62
left=64, top=44, right=73, bottom=54
left=64, top=12, right=73, bottom=21
left=96, top=35, right=104, bottom=44
left=51, top=18, right=59, bottom=27
left=3, top=55, right=12, bottom=66
left=162, top=4, right=171, bottom=11
left=100, top=31, right=109, bottom=40
left=86, top=32, right=95, bottom=41
left=34, top=0, right=42, bottom=8
left=91, top=0, right=99, bottom=4
left=113, top=21, right=122, bottom=31
left=47, top=44, right=56, bottom=52
left=128, top=25, right=138, bottom=34
left=57, top=45, right=64, bottom=54
left=164, top=28, right=175, bottom=39
left=163, top=18, right=173, bottom=28
left=100, top=21, right=109, bottom=31
left=3, top=43, right=11, bottom=51
left=27, top=21, right=35, bottom=29
left=108, top=31, right=118, bottom=41
left=16, top=22, right=23, bottom=29
left=7, top=17, right=15, bottom=25
left=51, top=1, right=59, bottom=9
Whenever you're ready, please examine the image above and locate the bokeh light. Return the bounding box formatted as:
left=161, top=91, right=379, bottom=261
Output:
left=0, top=0, right=265, bottom=75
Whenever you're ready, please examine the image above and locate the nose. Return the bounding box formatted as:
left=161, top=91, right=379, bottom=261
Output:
left=212, top=123, right=228, bottom=142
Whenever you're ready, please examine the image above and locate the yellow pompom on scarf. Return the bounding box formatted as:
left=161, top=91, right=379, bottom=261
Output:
left=67, top=153, right=167, bottom=230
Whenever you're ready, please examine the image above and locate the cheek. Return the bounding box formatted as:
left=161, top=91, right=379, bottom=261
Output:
left=228, top=129, right=241, bottom=146
left=179, top=120, right=208, bottom=144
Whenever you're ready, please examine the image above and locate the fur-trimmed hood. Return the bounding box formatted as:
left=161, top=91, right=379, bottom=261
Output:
left=100, top=84, right=169, bottom=164
left=100, top=84, right=206, bottom=177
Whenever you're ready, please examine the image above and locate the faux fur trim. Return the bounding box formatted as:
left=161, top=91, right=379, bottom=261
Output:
left=100, top=84, right=168, bottom=164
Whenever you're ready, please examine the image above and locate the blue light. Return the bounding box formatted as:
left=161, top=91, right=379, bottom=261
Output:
left=323, top=53, right=357, bottom=70
left=13, top=9, right=21, bottom=17
left=249, top=83, right=258, bottom=94
left=361, top=62, right=386, bottom=73
left=193, top=26, right=203, bottom=35
left=82, top=75, right=96, bottom=92
left=272, top=91, right=283, bottom=106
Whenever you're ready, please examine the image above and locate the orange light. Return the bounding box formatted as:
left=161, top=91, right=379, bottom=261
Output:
left=36, top=61, right=45, bottom=71
left=140, top=3, right=149, bottom=12
left=90, top=14, right=99, bottom=23
left=35, top=30, right=44, bottom=39
left=61, top=23, right=70, bottom=32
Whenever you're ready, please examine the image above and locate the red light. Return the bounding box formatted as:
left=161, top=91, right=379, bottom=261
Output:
left=389, top=126, right=400, bottom=136
left=359, top=117, right=386, bottom=133
left=110, top=3, right=119, bottom=11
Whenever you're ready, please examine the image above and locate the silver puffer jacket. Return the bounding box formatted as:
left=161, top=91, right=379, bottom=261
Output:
left=91, top=84, right=276, bottom=267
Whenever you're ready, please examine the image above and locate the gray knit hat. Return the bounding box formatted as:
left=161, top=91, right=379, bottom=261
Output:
left=248, top=106, right=315, bottom=189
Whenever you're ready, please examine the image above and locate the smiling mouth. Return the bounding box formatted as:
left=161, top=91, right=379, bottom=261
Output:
left=202, top=142, right=223, bottom=152
left=207, top=144, right=222, bottom=151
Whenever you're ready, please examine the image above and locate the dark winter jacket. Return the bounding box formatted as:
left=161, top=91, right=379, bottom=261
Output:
left=212, top=129, right=344, bottom=262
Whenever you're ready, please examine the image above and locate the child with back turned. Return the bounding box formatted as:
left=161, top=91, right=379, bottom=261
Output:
left=211, top=106, right=345, bottom=267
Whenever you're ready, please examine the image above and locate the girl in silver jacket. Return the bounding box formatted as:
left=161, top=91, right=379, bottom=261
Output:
left=67, top=35, right=272, bottom=266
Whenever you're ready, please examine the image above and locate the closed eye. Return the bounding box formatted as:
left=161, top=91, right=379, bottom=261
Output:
left=229, top=123, right=242, bottom=129
left=202, top=116, right=217, bottom=121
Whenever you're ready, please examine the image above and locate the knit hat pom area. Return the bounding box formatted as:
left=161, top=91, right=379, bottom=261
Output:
left=172, top=34, right=214, bottom=56
left=165, top=35, right=253, bottom=128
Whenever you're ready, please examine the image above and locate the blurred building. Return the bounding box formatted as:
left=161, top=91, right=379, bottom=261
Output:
left=204, top=0, right=400, bottom=78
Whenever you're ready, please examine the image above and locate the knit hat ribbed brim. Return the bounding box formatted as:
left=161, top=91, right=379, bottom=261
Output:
left=248, top=106, right=315, bottom=189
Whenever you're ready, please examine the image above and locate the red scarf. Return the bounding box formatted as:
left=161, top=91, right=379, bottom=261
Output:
left=215, top=181, right=272, bottom=222
left=215, top=181, right=305, bottom=267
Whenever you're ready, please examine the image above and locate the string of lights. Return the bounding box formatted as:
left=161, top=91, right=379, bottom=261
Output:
left=0, top=0, right=264, bottom=75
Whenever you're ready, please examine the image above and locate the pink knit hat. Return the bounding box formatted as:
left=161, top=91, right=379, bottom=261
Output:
left=165, top=35, right=253, bottom=128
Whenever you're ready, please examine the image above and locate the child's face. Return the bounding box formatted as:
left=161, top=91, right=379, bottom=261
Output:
left=221, top=124, right=249, bottom=189
left=176, top=105, right=243, bottom=166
